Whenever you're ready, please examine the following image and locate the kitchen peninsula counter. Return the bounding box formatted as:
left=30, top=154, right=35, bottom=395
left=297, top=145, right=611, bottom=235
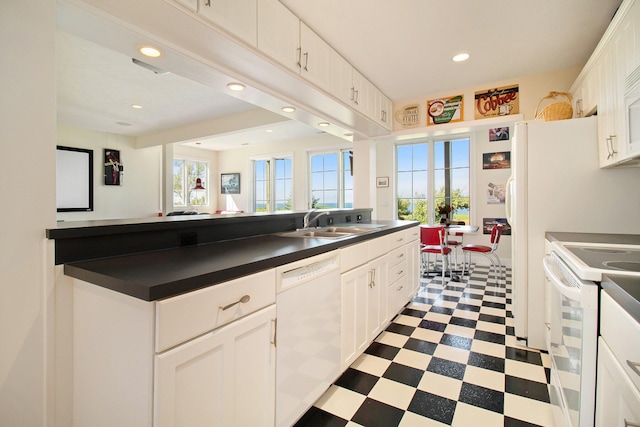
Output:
left=48, top=211, right=417, bottom=301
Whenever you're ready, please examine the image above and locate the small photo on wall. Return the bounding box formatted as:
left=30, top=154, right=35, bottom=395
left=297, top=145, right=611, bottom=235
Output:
left=483, top=218, right=511, bottom=235
left=482, top=151, right=511, bottom=169
left=489, top=127, right=510, bottom=142
left=487, top=182, right=505, bottom=204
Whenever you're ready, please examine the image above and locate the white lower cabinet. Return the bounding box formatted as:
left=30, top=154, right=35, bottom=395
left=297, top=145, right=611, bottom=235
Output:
left=72, top=269, right=276, bottom=427
left=340, top=227, right=420, bottom=369
left=596, top=291, right=640, bottom=427
left=340, top=254, right=388, bottom=368
left=596, top=338, right=640, bottom=427
left=154, top=305, right=276, bottom=427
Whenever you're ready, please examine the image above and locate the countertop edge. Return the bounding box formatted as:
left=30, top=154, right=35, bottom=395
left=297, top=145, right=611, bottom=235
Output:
left=63, top=221, right=418, bottom=302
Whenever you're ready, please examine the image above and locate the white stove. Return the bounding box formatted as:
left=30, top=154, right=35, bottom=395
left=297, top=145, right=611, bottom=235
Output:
left=551, top=241, right=640, bottom=281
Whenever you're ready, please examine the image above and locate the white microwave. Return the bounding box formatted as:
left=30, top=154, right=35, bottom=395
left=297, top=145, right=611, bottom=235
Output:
left=625, top=65, right=640, bottom=157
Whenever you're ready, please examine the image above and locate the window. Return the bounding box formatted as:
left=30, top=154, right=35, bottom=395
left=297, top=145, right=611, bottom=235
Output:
left=252, top=156, right=292, bottom=212
left=396, top=137, right=470, bottom=224
left=173, top=159, right=208, bottom=208
left=309, top=150, right=352, bottom=208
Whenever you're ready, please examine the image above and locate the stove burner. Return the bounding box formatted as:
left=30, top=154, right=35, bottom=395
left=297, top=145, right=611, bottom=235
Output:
left=602, top=261, right=640, bottom=272
left=582, top=247, right=631, bottom=254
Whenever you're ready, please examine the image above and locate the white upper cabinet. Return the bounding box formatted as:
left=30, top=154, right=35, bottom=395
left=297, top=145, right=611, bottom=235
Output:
left=299, top=22, right=331, bottom=91
left=257, top=0, right=300, bottom=72
left=257, top=1, right=331, bottom=91
left=198, top=0, right=257, bottom=47
left=330, top=50, right=354, bottom=106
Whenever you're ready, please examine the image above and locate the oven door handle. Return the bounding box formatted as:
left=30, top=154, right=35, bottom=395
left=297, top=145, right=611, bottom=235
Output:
left=543, top=256, right=581, bottom=302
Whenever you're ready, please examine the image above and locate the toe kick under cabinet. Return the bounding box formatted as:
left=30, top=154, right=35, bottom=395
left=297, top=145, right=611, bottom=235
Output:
left=72, top=269, right=276, bottom=427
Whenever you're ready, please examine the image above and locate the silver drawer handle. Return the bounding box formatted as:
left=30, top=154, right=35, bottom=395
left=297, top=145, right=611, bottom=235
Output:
left=397, top=270, right=404, bottom=276
left=626, top=360, right=640, bottom=377
left=625, top=420, right=640, bottom=427
left=219, top=295, right=250, bottom=311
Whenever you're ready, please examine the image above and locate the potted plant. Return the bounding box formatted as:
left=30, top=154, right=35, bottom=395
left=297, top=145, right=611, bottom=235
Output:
left=436, top=204, right=453, bottom=224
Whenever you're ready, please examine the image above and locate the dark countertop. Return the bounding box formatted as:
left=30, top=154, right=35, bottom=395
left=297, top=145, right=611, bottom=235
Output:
left=602, top=275, right=640, bottom=324
left=545, top=232, right=640, bottom=245
left=63, top=220, right=416, bottom=301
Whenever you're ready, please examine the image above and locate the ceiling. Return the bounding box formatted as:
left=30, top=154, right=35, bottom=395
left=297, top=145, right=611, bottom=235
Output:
left=56, top=0, right=623, bottom=151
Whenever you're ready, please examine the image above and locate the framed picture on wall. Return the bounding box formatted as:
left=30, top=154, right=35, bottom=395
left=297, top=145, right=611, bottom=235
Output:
left=56, top=145, right=93, bottom=212
left=104, top=149, right=122, bottom=186
left=482, top=218, right=512, bottom=235
left=489, top=127, right=510, bottom=141
left=221, top=173, right=240, bottom=194
left=376, top=176, right=389, bottom=188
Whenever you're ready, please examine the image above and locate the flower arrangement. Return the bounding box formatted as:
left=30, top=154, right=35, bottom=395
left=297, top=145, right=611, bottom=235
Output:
left=436, top=204, right=453, bottom=215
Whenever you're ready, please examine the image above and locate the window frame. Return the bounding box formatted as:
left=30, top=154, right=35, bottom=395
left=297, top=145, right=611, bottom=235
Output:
left=308, top=148, right=353, bottom=209
left=172, top=157, right=210, bottom=210
left=395, top=134, right=471, bottom=224
left=250, top=153, right=293, bottom=212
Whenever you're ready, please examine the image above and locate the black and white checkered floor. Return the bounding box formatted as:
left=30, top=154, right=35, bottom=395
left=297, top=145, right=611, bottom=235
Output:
left=294, top=264, right=555, bottom=427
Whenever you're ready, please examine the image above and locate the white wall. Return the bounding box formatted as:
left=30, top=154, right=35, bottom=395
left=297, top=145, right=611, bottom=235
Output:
left=0, top=1, right=56, bottom=426
left=57, top=125, right=163, bottom=221
left=375, top=67, right=583, bottom=263
left=215, top=133, right=349, bottom=212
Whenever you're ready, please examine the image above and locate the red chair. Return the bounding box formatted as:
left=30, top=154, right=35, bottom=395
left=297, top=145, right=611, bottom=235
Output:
left=420, top=226, right=452, bottom=283
left=461, top=224, right=503, bottom=283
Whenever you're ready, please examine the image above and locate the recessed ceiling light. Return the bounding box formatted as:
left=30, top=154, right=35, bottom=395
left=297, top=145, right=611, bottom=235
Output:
left=281, top=106, right=296, bottom=113
left=227, top=82, right=246, bottom=92
left=138, top=46, right=162, bottom=58
left=452, top=52, right=470, bottom=62
left=266, top=129, right=273, bottom=133
left=318, top=122, right=330, bottom=127
left=131, top=104, right=142, bottom=109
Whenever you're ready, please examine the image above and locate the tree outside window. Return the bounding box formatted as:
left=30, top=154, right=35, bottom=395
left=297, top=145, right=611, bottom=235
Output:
left=173, top=159, right=208, bottom=209
left=396, top=138, right=470, bottom=224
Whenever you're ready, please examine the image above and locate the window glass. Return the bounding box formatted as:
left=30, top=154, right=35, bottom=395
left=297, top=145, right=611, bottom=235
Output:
left=173, top=159, right=208, bottom=209
left=309, top=150, right=351, bottom=209
left=252, top=156, right=292, bottom=212
left=396, top=137, right=470, bottom=224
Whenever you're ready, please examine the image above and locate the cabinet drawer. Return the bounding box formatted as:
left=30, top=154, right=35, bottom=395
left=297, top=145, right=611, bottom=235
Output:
left=388, top=230, right=407, bottom=250
left=601, top=291, right=640, bottom=391
left=388, top=259, right=407, bottom=284
left=155, top=269, right=276, bottom=353
left=340, top=241, right=370, bottom=273
left=369, top=235, right=390, bottom=260
left=405, top=226, right=420, bottom=243
left=388, top=246, right=407, bottom=267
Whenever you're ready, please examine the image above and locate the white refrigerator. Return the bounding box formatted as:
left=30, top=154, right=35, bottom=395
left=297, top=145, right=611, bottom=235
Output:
left=506, top=116, right=640, bottom=350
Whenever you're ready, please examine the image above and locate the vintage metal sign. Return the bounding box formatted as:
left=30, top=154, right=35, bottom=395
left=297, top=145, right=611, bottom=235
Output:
left=427, top=95, right=463, bottom=126
left=474, top=84, right=519, bottom=119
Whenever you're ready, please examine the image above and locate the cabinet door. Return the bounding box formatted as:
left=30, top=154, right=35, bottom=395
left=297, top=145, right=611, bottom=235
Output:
left=406, top=240, right=421, bottom=300
left=596, top=338, right=640, bottom=427
left=154, top=305, right=276, bottom=427
left=330, top=50, right=353, bottom=105
left=300, top=23, right=331, bottom=91
left=352, top=68, right=373, bottom=117
left=598, top=49, right=620, bottom=167
left=198, top=0, right=257, bottom=47
left=257, top=0, right=299, bottom=73
left=341, top=264, right=369, bottom=369
left=367, top=255, right=388, bottom=340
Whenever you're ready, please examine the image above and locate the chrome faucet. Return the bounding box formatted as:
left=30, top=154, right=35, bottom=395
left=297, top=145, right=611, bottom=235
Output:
left=303, top=209, right=330, bottom=229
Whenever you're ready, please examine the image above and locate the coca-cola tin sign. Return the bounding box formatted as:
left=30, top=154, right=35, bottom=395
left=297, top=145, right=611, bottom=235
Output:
left=474, top=84, right=519, bottom=119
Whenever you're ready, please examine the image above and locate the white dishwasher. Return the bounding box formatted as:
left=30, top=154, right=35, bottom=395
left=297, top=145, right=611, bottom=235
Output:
left=275, top=251, right=341, bottom=427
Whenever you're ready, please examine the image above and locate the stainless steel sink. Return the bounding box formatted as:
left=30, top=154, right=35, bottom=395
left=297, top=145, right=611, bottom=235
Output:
left=275, top=225, right=383, bottom=239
